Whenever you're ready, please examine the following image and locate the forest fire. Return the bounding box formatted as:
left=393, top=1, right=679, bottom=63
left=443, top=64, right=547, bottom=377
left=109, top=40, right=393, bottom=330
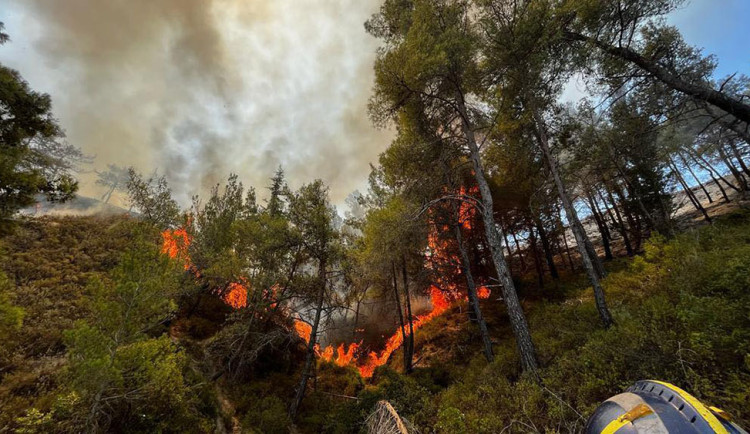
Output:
left=295, top=198, right=492, bottom=378
left=161, top=227, right=250, bottom=309
left=161, top=183, right=490, bottom=379
left=291, top=286, right=455, bottom=378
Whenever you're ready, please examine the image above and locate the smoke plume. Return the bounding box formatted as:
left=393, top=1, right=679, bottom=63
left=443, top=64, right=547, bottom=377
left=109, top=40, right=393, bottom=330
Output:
left=1, top=0, right=392, bottom=205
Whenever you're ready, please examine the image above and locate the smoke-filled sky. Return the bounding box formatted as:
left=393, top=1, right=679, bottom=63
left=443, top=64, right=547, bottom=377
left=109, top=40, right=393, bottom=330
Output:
left=1, top=0, right=748, bottom=207
left=0, top=0, right=390, bottom=206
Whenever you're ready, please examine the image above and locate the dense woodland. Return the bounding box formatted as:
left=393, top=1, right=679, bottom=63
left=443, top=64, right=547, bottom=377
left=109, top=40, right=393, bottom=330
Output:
left=1, top=0, right=750, bottom=432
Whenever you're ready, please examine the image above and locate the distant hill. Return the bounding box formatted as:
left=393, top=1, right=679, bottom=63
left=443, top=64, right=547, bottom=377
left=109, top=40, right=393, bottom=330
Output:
left=20, top=194, right=134, bottom=217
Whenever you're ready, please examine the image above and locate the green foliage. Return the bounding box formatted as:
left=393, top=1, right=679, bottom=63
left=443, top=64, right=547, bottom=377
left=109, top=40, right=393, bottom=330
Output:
left=4, top=223, right=214, bottom=433
left=359, top=211, right=750, bottom=433
left=0, top=270, right=24, bottom=341
left=266, top=166, right=286, bottom=217
left=126, top=168, right=180, bottom=230
left=0, top=216, right=141, bottom=429
left=285, top=179, right=338, bottom=261
left=436, top=406, right=467, bottom=434
left=242, top=395, right=289, bottom=434
left=0, top=63, right=81, bottom=231
left=50, top=229, right=212, bottom=432
left=357, top=195, right=427, bottom=291
left=368, top=0, right=479, bottom=126
left=188, top=173, right=258, bottom=299
left=13, top=407, right=54, bottom=434
left=0, top=22, right=9, bottom=44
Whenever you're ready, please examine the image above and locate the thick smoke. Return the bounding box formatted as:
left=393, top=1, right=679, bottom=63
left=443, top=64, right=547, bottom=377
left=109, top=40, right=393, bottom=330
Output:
left=1, top=0, right=392, bottom=205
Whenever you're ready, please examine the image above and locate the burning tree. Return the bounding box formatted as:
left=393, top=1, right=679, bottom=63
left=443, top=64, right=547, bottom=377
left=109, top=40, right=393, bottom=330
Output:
left=366, top=0, right=540, bottom=373
left=285, top=180, right=340, bottom=421
left=355, top=195, right=427, bottom=375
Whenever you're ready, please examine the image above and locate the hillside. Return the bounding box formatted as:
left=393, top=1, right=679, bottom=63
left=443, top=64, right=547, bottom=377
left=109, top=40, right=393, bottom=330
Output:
left=0, top=216, right=146, bottom=429
left=20, top=195, right=132, bottom=218
left=1, top=209, right=748, bottom=432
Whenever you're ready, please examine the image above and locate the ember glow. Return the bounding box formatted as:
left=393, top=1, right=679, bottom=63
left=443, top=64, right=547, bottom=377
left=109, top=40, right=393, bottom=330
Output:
left=477, top=285, right=491, bottom=299
left=458, top=185, right=477, bottom=231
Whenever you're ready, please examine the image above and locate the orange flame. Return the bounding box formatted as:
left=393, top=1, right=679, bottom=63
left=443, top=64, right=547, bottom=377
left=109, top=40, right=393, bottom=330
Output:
left=335, top=342, right=360, bottom=367
left=458, top=185, right=478, bottom=231
left=478, top=285, right=491, bottom=299
left=319, top=345, right=334, bottom=361
left=224, top=281, right=248, bottom=309
left=161, top=227, right=191, bottom=270
left=294, top=320, right=312, bottom=344
left=161, top=226, right=255, bottom=310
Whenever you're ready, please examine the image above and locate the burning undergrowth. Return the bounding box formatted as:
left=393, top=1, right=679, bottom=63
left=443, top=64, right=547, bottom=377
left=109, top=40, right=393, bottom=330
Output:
left=161, top=186, right=492, bottom=379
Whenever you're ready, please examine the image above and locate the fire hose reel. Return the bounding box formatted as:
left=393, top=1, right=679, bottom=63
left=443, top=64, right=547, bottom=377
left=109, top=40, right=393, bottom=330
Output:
left=585, top=380, right=747, bottom=434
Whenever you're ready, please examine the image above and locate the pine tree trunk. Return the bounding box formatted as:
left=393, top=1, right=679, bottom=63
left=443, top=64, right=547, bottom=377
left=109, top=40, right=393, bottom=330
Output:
left=718, top=144, right=749, bottom=193
left=436, top=154, right=495, bottom=364
left=511, top=231, right=527, bottom=271
left=527, top=223, right=545, bottom=288
left=728, top=140, right=750, bottom=178
left=391, top=261, right=410, bottom=374
left=680, top=154, right=713, bottom=203
left=613, top=162, right=662, bottom=235
left=565, top=31, right=750, bottom=124
left=670, top=159, right=712, bottom=223
left=601, top=186, right=634, bottom=256
left=689, top=152, right=732, bottom=202
left=451, top=206, right=494, bottom=362
left=290, top=256, right=327, bottom=421
left=709, top=172, right=731, bottom=203
left=535, top=217, right=559, bottom=279
left=457, top=98, right=538, bottom=374
left=534, top=115, right=613, bottom=328
left=558, top=213, right=576, bottom=270
left=587, top=193, right=613, bottom=260
left=401, top=257, right=414, bottom=373
left=694, top=150, right=741, bottom=193
left=353, top=298, right=361, bottom=340
left=553, top=236, right=570, bottom=272
left=102, top=185, right=116, bottom=204
left=611, top=182, right=642, bottom=251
